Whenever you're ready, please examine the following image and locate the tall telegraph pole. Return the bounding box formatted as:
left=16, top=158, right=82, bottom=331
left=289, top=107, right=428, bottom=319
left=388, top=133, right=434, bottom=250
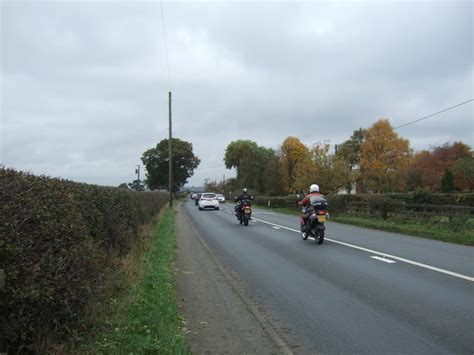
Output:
left=168, top=91, right=173, bottom=207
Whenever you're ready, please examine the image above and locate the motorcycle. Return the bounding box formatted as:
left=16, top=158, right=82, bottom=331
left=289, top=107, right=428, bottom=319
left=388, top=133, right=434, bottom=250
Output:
left=299, top=196, right=328, bottom=244
left=235, top=198, right=253, bottom=226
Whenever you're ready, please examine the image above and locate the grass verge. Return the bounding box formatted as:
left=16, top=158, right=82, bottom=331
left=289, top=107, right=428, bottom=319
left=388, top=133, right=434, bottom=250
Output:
left=330, top=214, right=473, bottom=246
left=254, top=203, right=473, bottom=246
left=81, top=208, right=190, bottom=354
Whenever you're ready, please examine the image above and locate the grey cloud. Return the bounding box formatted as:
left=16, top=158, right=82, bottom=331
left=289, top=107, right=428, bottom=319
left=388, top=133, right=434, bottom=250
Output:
left=1, top=1, right=472, bottom=187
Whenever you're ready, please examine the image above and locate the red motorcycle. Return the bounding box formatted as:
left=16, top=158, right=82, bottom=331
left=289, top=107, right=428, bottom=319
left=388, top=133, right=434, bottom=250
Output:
left=235, top=198, right=253, bottom=226
left=300, top=196, right=328, bottom=244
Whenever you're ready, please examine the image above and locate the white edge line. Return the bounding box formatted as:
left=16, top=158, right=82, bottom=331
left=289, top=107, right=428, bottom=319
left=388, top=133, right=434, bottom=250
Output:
left=252, top=217, right=474, bottom=282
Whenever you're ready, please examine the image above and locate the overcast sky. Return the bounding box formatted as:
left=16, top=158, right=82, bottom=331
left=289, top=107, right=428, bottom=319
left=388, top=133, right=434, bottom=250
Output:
left=1, top=0, right=472, bottom=187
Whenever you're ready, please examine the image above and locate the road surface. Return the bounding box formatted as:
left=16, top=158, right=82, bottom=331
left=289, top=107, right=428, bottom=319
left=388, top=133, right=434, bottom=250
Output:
left=181, top=200, right=474, bottom=354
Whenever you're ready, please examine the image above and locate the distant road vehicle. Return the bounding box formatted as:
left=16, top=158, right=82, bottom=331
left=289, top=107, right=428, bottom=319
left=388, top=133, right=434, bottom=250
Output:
left=198, top=193, right=219, bottom=210
left=216, top=194, right=226, bottom=203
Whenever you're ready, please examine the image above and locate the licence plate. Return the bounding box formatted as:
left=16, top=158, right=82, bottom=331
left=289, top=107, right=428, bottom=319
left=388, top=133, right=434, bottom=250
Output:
left=317, top=215, right=326, bottom=223
left=244, top=208, right=251, bottom=213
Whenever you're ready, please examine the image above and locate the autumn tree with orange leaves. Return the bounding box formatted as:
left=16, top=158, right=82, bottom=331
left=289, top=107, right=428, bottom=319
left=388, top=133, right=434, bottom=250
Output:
left=292, top=154, right=317, bottom=193
left=307, top=142, right=352, bottom=194
left=279, top=137, right=311, bottom=193
left=359, top=119, right=411, bottom=193
left=407, top=142, right=472, bottom=191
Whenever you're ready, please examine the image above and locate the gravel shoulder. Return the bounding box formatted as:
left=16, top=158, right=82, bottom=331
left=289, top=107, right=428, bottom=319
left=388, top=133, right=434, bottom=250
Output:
left=175, top=203, right=286, bottom=354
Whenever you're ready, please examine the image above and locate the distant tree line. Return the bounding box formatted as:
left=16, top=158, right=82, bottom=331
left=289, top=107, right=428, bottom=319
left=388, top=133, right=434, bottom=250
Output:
left=220, top=119, right=473, bottom=195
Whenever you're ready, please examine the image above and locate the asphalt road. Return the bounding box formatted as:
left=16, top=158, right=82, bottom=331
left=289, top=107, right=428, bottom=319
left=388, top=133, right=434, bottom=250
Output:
left=182, top=200, right=474, bottom=354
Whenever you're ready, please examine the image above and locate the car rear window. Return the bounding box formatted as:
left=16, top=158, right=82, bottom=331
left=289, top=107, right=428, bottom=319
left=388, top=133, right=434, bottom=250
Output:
left=202, top=193, right=216, bottom=198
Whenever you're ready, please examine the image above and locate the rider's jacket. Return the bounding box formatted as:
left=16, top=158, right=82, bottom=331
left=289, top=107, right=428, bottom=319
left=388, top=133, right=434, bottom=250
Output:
left=298, top=192, right=324, bottom=207
left=235, top=194, right=253, bottom=203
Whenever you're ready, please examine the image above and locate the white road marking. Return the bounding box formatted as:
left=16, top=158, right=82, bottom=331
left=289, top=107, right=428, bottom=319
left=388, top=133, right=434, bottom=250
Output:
left=251, top=217, right=474, bottom=282
left=272, top=226, right=281, bottom=230
left=371, top=256, right=397, bottom=264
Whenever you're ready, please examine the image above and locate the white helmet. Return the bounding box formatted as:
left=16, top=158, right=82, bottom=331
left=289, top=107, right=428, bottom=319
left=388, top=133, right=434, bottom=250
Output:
left=309, top=184, right=319, bottom=193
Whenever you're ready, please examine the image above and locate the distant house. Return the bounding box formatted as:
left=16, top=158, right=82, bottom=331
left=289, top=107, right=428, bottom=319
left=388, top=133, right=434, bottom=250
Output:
left=337, top=167, right=359, bottom=195
left=337, top=182, right=357, bottom=195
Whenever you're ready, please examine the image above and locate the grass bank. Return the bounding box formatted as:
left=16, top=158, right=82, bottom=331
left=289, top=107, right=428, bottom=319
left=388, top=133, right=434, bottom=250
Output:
left=80, top=208, right=189, bottom=354
left=253, top=204, right=473, bottom=246
left=330, top=214, right=474, bottom=246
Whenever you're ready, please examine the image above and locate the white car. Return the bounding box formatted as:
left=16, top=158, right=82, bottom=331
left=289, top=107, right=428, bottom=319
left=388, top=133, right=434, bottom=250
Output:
left=216, top=194, right=225, bottom=203
left=198, top=193, right=219, bottom=210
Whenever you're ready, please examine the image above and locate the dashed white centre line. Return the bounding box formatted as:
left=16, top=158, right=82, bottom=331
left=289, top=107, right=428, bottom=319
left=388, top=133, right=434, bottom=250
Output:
left=371, top=256, right=397, bottom=264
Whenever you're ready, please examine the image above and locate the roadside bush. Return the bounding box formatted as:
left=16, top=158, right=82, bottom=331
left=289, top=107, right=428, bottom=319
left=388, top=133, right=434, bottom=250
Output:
left=365, top=195, right=404, bottom=220
left=0, top=169, right=168, bottom=353
left=456, top=193, right=474, bottom=206
left=326, top=195, right=350, bottom=214
left=252, top=192, right=473, bottom=218
left=253, top=196, right=291, bottom=208
left=386, top=192, right=474, bottom=206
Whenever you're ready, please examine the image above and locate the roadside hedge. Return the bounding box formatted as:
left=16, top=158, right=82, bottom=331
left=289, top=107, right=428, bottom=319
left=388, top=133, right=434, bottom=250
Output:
left=0, top=169, right=168, bottom=352
left=253, top=192, right=474, bottom=214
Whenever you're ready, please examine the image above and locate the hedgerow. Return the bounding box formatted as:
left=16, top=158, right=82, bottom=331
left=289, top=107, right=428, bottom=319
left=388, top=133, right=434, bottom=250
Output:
left=252, top=192, right=474, bottom=215
left=0, top=169, right=168, bottom=352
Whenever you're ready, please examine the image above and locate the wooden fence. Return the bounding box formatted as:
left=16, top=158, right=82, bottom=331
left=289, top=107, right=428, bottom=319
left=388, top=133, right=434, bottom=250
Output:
left=346, top=201, right=473, bottom=219
left=254, top=196, right=473, bottom=221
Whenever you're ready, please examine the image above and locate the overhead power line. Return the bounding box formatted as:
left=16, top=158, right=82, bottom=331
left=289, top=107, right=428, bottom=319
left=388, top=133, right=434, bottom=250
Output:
left=160, top=0, right=172, bottom=89
left=394, top=99, right=473, bottom=130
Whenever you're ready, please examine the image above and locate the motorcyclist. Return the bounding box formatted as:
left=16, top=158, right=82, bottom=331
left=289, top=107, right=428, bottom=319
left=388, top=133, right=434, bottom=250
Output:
left=234, top=188, right=253, bottom=216
left=298, top=184, right=324, bottom=233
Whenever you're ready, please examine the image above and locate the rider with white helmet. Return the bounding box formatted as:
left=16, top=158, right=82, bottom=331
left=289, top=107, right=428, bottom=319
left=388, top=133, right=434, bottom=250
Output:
left=298, top=183, right=324, bottom=233
left=298, top=184, right=322, bottom=207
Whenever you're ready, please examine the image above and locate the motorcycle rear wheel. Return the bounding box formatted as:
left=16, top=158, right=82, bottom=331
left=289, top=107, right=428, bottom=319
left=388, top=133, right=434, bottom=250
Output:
left=300, top=224, right=308, bottom=240
left=316, top=230, right=324, bottom=244
left=244, top=216, right=249, bottom=226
